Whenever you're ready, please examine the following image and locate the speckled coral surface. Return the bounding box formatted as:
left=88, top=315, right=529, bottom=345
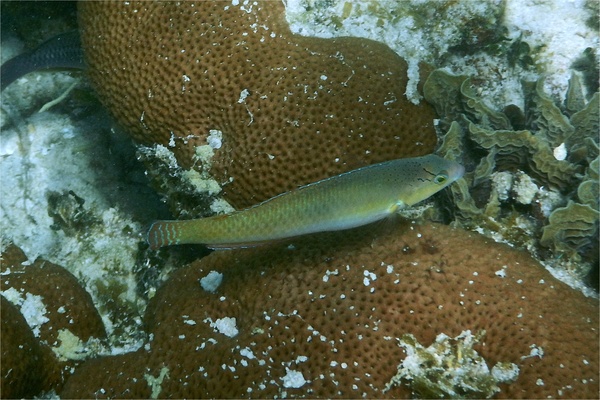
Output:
left=61, top=222, right=598, bottom=398
left=78, top=1, right=438, bottom=209
left=1, top=295, right=46, bottom=398
left=0, top=245, right=107, bottom=395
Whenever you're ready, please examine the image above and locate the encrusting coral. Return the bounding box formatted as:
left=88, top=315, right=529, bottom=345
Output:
left=78, top=1, right=438, bottom=211
left=0, top=245, right=107, bottom=396
left=61, top=222, right=598, bottom=398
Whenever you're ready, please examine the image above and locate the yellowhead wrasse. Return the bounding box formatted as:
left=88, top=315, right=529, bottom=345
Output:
left=147, top=154, right=464, bottom=249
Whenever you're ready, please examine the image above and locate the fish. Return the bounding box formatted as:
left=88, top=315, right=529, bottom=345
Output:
left=1, top=30, right=85, bottom=91
left=147, top=154, right=464, bottom=249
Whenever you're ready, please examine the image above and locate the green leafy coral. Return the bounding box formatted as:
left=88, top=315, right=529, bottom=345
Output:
left=425, top=68, right=599, bottom=285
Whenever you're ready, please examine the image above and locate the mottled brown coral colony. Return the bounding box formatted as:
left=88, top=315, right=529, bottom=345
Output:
left=78, top=1, right=438, bottom=208
left=1, top=245, right=107, bottom=397
left=61, top=223, right=599, bottom=398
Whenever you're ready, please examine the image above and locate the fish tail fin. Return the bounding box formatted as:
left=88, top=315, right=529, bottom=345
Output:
left=147, top=220, right=180, bottom=250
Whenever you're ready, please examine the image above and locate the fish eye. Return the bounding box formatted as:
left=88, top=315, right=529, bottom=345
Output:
left=434, top=172, right=448, bottom=184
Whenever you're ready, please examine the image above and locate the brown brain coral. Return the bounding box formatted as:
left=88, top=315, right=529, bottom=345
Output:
left=0, top=245, right=107, bottom=395
left=61, top=222, right=599, bottom=398
left=1, top=295, right=47, bottom=398
left=78, top=1, right=438, bottom=209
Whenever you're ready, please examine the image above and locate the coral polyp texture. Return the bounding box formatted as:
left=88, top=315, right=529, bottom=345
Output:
left=77, top=1, right=438, bottom=210
left=0, top=245, right=107, bottom=397
left=61, top=223, right=598, bottom=398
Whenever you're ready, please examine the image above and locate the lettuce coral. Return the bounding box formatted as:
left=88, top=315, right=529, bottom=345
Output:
left=424, top=68, right=598, bottom=289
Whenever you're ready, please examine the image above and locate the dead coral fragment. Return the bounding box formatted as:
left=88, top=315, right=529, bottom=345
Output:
left=136, top=143, right=234, bottom=220
left=385, top=330, right=518, bottom=399
left=46, top=190, right=99, bottom=236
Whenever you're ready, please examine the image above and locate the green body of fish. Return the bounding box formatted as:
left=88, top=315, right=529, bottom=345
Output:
left=147, top=154, right=464, bottom=249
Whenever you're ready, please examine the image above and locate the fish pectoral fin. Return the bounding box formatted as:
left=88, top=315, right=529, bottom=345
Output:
left=389, top=200, right=406, bottom=214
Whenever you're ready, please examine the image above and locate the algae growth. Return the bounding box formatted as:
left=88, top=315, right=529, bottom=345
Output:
left=384, top=330, right=519, bottom=399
